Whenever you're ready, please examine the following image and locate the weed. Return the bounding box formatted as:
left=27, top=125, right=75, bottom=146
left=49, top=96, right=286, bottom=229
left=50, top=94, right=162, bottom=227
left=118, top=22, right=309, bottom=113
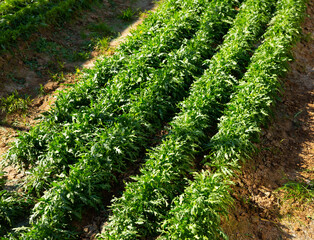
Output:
left=32, top=38, right=87, bottom=63
left=80, top=31, right=88, bottom=39
left=107, top=0, right=117, bottom=9
left=277, top=181, right=314, bottom=203
left=0, top=91, right=32, bottom=114
left=56, top=60, right=65, bottom=70
left=138, top=10, right=149, bottom=19
left=301, top=32, right=313, bottom=42
left=7, top=73, right=25, bottom=85
left=49, top=71, right=65, bottom=83
left=70, top=51, right=90, bottom=61
left=95, top=37, right=110, bottom=52
left=32, top=37, right=59, bottom=55
left=24, top=58, right=40, bottom=72
left=38, top=84, right=46, bottom=96
left=118, top=8, right=136, bottom=21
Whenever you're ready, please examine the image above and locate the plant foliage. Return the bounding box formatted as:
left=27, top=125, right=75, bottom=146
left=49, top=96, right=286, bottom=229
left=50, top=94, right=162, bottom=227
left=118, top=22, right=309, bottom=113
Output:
left=101, top=0, right=276, bottom=238
left=161, top=0, right=307, bottom=239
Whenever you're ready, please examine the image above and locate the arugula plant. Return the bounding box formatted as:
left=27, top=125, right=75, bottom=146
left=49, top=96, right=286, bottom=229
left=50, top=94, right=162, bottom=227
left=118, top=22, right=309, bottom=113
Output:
left=161, top=0, right=307, bottom=239
left=7, top=0, right=223, bottom=192
left=0, top=190, right=34, bottom=236
left=101, top=0, right=276, bottom=238
left=6, top=0, right=242, bottom=238
left=6, top=0, right=215, bottom=173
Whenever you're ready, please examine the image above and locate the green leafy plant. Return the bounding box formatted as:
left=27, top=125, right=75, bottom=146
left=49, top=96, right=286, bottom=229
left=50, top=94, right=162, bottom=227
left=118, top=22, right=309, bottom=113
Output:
left=0, top=0, right=103, bottom=50
left=49, top=71, right=66, bottom=83
left=7, top=0, right=226, bottom=190
left=277, top=181, right=314, bottom=203
left=0, top=91, right=32, bottom=114
left=118, top=7, right=136, bottom=21
left=38, top=84, right=46, bottom=96
left=102, top=0, right=275, bottom=238
left=161, top=0, right=307, bottom=238
left=0, top=171, right=6, bottom=189
left=2, top=0, right=307, bottom=238
left=0, top=190, right=34, bottom=236
left=95, top=37, right=110, bottom=52
left=5, top=0, right=241, bottom=238
left=88, top=22, right=113, bottom=37
left=160, top=172, right=232, bottom=240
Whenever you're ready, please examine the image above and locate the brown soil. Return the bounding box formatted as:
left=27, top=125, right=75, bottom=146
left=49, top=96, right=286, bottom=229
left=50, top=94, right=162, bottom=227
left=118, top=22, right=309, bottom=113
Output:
left=223, top=1, right=314, bottom=239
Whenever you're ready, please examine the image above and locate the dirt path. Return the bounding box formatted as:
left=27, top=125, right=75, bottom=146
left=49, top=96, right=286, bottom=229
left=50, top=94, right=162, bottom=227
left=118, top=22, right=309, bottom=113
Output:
left=223, top=2, right=314, bottom=239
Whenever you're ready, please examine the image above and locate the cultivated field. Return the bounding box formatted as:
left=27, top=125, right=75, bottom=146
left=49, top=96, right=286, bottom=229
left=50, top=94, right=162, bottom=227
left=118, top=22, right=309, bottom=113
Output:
left=0, top=0, right=312, bottom=239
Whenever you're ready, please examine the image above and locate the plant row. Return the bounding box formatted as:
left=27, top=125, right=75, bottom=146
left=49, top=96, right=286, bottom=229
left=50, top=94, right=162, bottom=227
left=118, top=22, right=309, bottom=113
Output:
left=0, top=0, right=102, bottom=49
left=2, top=0, right=203, bottom=235
left=20, top=0, right=203, bottom=122
left=7, top=0, right=223, bottom=195
left=0, top=0, right=36, bottom=14
left=2, top=0, right=212, bottom=234
left=4, top=0, right=240, bottom=238
left=159, top=0, right=307, bottom=239
left=0, top=0, right=190, bottom=50
left=100, top=0, right=276, bottom=238
left=44, top=0, right=215, bottom=120
left=7, top=0, right=216, bottom=175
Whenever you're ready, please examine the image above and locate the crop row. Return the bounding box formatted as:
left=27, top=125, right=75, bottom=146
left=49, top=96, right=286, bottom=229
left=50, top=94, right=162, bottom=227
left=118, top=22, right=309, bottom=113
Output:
left=4, top=0, right=195, bottom=172
left=1, top=0, right=197, bottom=234
left=100, top=0, right=276, bottom=238
left=7, top=0, right=216, bottom=178
left=0, top=0, right=102, bottom=49
left=18, top=2, right=237, bottom=238
left=9, top=0, right=220, bottom=196
left=3, top=0, right=210, bottom=234
left=18, top=0, right=201, bottom=122
left=4, top=0, right=240, bottom=238
left=159, top=0, right=307, bottom=239
left=2, top=0, right=306, bottom=238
